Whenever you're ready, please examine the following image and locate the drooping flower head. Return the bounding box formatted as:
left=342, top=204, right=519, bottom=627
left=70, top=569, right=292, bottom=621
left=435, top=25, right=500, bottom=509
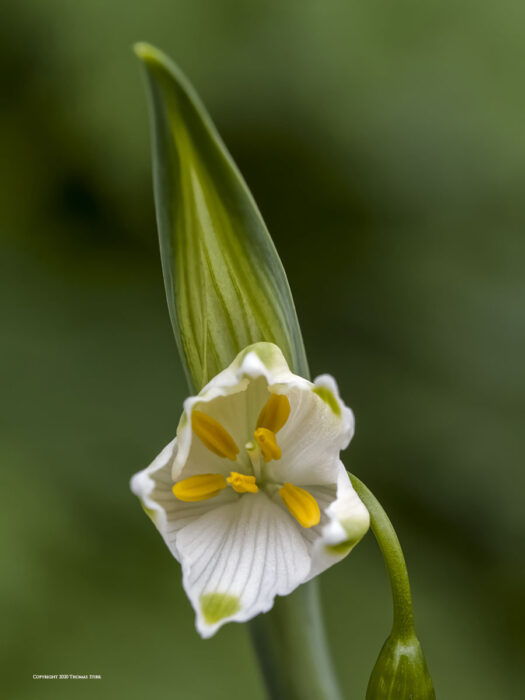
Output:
left=131, top=343, right=369, bottom=638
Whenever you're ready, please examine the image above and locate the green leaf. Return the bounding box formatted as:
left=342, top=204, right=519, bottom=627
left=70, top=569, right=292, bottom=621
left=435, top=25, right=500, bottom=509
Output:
left=134, top=42, right=309, bottom=391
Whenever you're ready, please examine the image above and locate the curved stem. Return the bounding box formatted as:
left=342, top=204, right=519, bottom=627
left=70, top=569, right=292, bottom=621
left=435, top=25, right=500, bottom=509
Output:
left=249, top=580, right=342, bottom=700
left=349, top=473, right=415, bottom=640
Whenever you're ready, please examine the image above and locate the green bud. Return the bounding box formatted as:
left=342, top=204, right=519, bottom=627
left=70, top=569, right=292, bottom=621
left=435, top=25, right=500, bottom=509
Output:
left=366, top=633, right=436, bottom=700
left=134, top=43, right=309, bottom=391
left=350, top=474, right=436, bottom=700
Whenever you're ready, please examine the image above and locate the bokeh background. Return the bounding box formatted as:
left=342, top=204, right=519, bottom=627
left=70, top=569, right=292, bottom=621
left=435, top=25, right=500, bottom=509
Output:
left=2, top=1, right=524, bottom=698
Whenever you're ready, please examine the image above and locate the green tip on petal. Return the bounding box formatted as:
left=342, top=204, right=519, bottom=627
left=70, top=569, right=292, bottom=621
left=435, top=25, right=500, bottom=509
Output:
left=366, top=634, right=436, bottom=700
left=325, top=540, right=354, bottom=556
left=139, top=500, right=158, bottom=525
left=313, top=385, right=341, bottom=416
left=200, top=593, right=241, bottom=625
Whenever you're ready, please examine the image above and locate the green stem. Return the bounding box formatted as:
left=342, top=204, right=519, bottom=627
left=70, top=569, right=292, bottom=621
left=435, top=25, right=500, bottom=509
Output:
left=349, top=473, right=415, bottom=640
left=249, top=579, right=342, bottom=700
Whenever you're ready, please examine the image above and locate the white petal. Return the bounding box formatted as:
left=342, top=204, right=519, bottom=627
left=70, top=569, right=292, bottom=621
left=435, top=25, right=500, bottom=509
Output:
left=130, top=438, right=177, bottom=535
left=306, top=463, right=370, bottom=579
left=130, top=438, right=236, bottom=561
left=265, top=374, right=354, bottom=487
left=313, top=374, right=355, bottom=447
left=176, top=492, right=311, bottom=637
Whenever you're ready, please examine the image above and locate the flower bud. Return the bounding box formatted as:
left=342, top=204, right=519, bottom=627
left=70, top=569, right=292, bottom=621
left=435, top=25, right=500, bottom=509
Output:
left=366, top=633, right=435, bottom=700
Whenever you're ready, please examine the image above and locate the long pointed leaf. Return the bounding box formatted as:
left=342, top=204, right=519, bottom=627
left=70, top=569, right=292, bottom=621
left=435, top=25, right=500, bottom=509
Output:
left=135, top=42, right=309, bottom=390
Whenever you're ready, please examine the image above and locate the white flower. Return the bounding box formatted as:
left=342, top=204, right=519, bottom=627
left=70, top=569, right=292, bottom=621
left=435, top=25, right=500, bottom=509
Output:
left=131, top=343, right=370, bottom=638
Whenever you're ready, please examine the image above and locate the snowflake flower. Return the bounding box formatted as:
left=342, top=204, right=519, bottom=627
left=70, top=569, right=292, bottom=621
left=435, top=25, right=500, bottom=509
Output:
left=131, top=343, right=369, bottom=637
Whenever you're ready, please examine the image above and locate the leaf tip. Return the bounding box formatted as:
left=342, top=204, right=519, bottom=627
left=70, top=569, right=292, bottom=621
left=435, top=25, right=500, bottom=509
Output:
left=133, top=41, right=165, bottom=67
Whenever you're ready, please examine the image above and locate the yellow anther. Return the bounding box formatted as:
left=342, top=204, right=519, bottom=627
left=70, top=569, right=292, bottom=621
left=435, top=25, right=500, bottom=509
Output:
left=226, top=472, right=259, bottom=494
left=172, top=473, right=227, bottom=502
left=257, top=394, right=291, bottom=434
left=254, top=427, right=282, bottom=462
left=191, top=410, right=239, bottom=460
left=279, top=483, right=321, bottom=528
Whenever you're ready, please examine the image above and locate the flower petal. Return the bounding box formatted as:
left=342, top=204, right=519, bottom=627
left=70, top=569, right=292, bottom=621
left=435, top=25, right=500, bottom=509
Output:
left=176, top=492, right=311, bottom=637
left=130, top=438, right=177, bottom=534
left=306, top=463, right=370, bottom=578
left=130, top=439, right=236, bottom=561
left=312, top=373, right=354, bottom=447
left=265, top=375, right=354, bottom=487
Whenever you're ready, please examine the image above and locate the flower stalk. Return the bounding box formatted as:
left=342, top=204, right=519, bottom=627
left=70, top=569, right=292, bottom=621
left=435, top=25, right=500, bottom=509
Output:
left=249, top=581, right=343, bottom=700
left=349, top=474, right=435, bottom=699
left=349, top=474, right=414, bottom=640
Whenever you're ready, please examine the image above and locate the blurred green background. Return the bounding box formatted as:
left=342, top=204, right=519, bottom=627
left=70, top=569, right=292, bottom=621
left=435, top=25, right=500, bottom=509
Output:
left=2, top=1, right=524, bottom=698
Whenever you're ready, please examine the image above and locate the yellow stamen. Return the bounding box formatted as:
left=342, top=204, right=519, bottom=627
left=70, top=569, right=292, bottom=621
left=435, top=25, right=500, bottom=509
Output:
left=279, top=483, right=321, bottom=528
left=191, top=410, right=239, bottom=460
left=226, top=471, right=259, bottom=494
left=254, top=427, right=282, bottom=462
left=172, top=473, right=227, bottom=502
left=257, top=394, right=291, bottom=433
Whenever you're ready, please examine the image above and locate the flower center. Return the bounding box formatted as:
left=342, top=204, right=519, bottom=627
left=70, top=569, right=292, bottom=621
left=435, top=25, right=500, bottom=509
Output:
left=172, top=393, right=321, bottom=527
left=226, top=472, right=258, bottom=494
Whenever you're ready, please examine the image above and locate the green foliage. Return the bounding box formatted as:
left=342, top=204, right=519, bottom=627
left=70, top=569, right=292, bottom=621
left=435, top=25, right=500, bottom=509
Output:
left=135, top=43, right=308, bottom=391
